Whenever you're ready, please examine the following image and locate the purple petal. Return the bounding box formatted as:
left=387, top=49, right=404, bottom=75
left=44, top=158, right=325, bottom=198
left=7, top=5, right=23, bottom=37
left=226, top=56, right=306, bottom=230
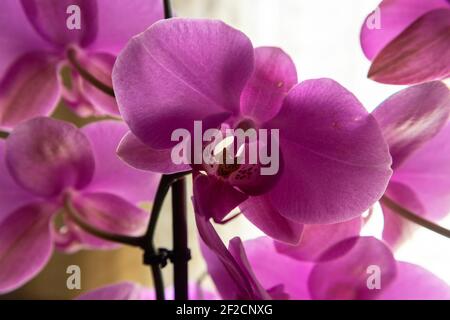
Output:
left=265, top=79, right=392, bottom=224
left=275, top=217, right=362, bottom=261
left=195, top=214, right=264, bottom=300
left=0, top=140, right=37, bottom=220
left=0, top=0, right=52, bottom=77
left=20, top=0, right=98, bottom=48
left=77, top=282, right=154, bottom=300
left=308, top=237, right=397, bottom=300
left=81, top=120, right=160, bottom=204
left=360, top=0, right=449, bottom=60
left=391, top=123, right=450, bottom=221
left=77, top=51, right=119, bottom=115
left=240, top=195, right=304, bottom=245
left=0, top=52, right=61, bottom=130
left=6, top=118, right=95, bottom=197
left=240, top=47, right=297, bottom=123
left=382, top=182, right=423, bottom=248
left=117, top=131, right=191, bottom=174
left=66, top=191, right=149, bottom=250
left=113, top=18, right=254, bottom=149
left=87, top=0, right=164, bottom=55
left=368, top=9, right=450, bottom=84
left=377, top=262, right=450, bottom=300
left=244, top=237, right=313, bottom=300
left=373, top=81, right=450, bottom=169
left=194, top=174, right=248, bottom=223
left=0, top=201, right=56, bottom=294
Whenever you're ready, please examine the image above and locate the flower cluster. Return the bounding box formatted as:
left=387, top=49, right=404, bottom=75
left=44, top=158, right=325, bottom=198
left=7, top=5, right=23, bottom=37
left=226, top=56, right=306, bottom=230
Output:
left=0, top=0, right=449, bottom=300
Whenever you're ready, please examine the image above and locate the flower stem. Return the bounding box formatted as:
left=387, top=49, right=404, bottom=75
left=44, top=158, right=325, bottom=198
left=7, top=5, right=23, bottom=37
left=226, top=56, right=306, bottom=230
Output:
left=64, top=195, right=143, bottom=247
left=172, top=178, right=189, bottom=300
left=66, top=48, right=116, bottom=98
left=381, top=195, right=450, bottom=238
left=142, top=172, right=191, bottom=300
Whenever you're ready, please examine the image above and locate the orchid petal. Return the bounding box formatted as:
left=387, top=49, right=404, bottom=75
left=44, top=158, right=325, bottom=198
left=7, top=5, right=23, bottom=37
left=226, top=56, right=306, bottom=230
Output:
left=372, top=81, right=450, bottom=169
left=6, top=118, right=95, bottom=197
left=368, top=9, right=450, bottom=84
left=275, top=217, right=362, bottom=261
left=392, top=123, right=450, bottom=221
left=87, top=0, right=164, bottom=55
left=66, top=192, right=149, bottom=250
left=194, top=174, right=247, bottom=223
left=81, top=121, right=160, bottom=204
left=240, top=47, right=297, bottom=123
left=266, top=79, right=392, bottom=224
left=0, top=140, right=36, bottom=220
left=20, top=0, right=98, bottom=48
left=0, top=201, right=56, bottom=294
left=113, top=18, right=254, bottom=149
left=117, top=131, right=190, bottom=174
left=240, top=195, right=303, bottom=245
left=377, top=262, right=450, bottom=300
left=360, top=0, right=449, bottom=60
left=308, top=237, right=397, bottom=300
left=0, top=53, right=61, bottom=130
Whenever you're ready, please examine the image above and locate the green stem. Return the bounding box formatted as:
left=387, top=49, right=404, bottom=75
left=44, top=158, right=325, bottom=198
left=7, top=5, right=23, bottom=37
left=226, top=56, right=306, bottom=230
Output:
left=381, top=195, right=450, bottom=238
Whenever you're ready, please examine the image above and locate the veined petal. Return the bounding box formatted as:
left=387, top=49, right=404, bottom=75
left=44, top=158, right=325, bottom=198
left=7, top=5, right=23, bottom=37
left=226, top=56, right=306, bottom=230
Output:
left=266, top=79, right=392, bottom=224
left=6, top=117, right=95, bottom=197
left=113, top=18, right=254, bottom=149
left=373, top=81, right=450, bottom=169
left=240, top=47, right=297, bottom=124
left=0, top=52, right=61, bottom=131
left=360, top=0, right=449, bottom=60
left=368, top=9, right=450, bottom=84
left=20, top=0, right=98, bottom=48
left=117, top=131, right=191, bottom=174
left=81, top=121, right=160, bottom=204
left=0, top=201, right=56, bottom=294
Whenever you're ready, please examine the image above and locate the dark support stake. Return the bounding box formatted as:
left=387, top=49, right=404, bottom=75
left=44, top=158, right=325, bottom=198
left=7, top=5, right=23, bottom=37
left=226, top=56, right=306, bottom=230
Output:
left=172, top=178, right=189, bottom=300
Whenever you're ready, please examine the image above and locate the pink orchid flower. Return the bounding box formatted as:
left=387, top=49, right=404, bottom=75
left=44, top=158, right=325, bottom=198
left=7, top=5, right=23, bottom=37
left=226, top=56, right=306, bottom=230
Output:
left=198, top=216, right=450, bottom=300
left=115, top=18, right=392, bottom=244
left=0, top=0, right=163, bottom=129
left=0, top=117, right=160, bottom=294
left=76, top=282, right=218, bottom=300
left=372, top=81, right=450, bottom=247
left=361, top=0, right=450, bottom=84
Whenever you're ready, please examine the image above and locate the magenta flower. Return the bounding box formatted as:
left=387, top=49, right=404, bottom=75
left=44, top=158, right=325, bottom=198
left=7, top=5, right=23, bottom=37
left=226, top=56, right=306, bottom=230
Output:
left=0, top=0, right=163, bottom=129
left=76, top=282, right=218, bottom=300
left=372, top=81, right=450, bottom=247
left=115, top=18, right=392, bottom=244
left=199, top=218, right=450, bottom=300
left=0, top=117, right=159, bottom=294
left=361, top=0, right=450, bottom=84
